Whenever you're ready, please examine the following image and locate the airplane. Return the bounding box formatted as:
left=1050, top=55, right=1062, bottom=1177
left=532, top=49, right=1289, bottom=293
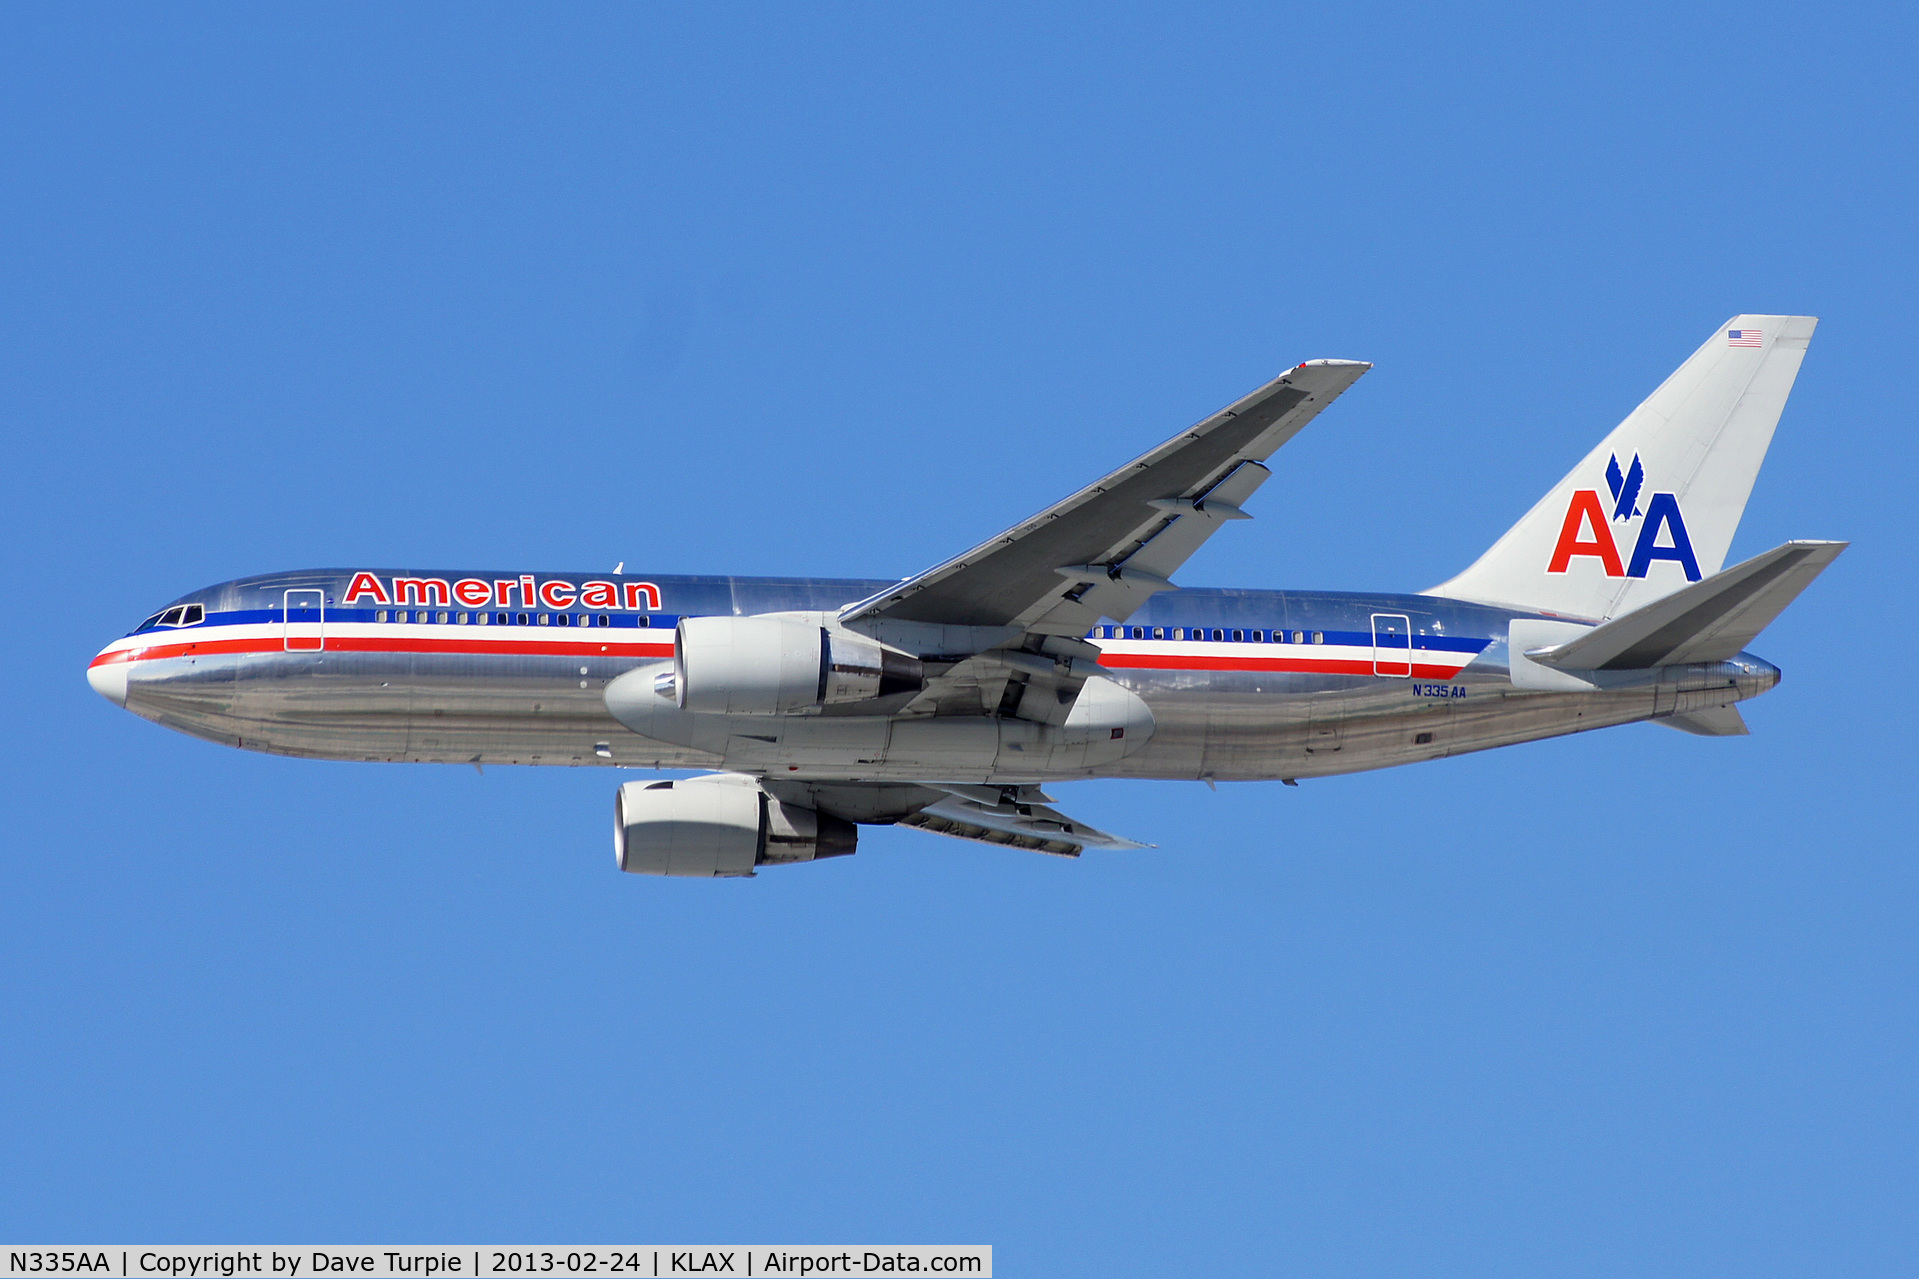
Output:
left=87, top=315, right=1844, bottom=877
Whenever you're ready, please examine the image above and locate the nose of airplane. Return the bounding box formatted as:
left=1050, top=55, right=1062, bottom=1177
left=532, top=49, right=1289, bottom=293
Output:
left=87, top=650, right=130, bottom=707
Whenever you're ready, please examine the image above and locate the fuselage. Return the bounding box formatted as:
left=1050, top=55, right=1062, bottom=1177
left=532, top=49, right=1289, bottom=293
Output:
left=88, top=567, right=1782, bottom=783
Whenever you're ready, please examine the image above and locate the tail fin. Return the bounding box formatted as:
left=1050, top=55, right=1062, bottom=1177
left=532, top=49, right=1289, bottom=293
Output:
left=1428, top=315, right=1818, bottom=620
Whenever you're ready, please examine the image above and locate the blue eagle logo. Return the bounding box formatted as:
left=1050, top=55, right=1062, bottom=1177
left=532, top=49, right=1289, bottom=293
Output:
left=1605, top=453, right=1644, bottom=522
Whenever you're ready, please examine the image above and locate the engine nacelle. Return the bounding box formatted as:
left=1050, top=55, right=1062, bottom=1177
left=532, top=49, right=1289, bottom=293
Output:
left=614, top=773, right=857, bottom=878
left=674, top=615, right=920, bottom=715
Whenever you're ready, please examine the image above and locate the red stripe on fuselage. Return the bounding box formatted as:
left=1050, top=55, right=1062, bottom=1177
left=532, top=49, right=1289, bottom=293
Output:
left=93, top=634, right=1466, bottom=682
left=1098, top=653, right=1464, bottom=679
left=90, top=635, right=678, bottom=666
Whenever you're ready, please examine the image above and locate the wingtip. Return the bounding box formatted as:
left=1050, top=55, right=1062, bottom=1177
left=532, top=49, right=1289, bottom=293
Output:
left=1298, top=358, right=1373, bottom=369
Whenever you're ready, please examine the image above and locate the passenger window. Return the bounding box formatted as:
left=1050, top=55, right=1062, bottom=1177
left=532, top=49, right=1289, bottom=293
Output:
left=517, top=613, right=529, bottom=625
left=476, top=612, right=489, bottom=626
left=637, top=615, right=650, bottom=628
left=1130, top=627, right=1144, bottom=639
left=1232, top=630, right=1243, bottom=642
left=456, top=612, right=468, bottom=624
left=598, top=615, right=610, bottom=627
left=437, top=611, right=449, bottom=623
left=538, top=613, right=550, bottom=626
left=1293, top=630, right=1305, bottom=644
left=1313, top=631, right=1324, bottom=644
left=1211, top=629, right=1223, bottom=641
left=376, top=610, right=388, bottom=622
left=1153, top=627, right=1164, bottom=639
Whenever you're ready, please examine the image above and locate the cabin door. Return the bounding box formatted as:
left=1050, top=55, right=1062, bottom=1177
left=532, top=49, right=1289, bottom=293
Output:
left=1372, top=613, right=1412, bottom=677
left=284, top=589, right=325, bottom=652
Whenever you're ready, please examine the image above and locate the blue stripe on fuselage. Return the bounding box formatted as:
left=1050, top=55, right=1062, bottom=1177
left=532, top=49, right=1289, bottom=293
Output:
left=133, top=570, right=1512, bottom=657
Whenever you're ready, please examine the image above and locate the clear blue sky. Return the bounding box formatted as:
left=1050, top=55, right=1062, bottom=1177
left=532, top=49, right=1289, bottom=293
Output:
left=4, top=3, right=1916, bottom=1273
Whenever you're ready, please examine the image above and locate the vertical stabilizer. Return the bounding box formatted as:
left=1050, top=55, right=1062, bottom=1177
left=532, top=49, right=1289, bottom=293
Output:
left=1428, top=315, right=1817, bottom=620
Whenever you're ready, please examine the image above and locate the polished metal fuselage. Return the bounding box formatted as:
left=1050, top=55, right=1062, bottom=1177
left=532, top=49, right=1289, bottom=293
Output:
left=100, top=569, right=1781, bottom=783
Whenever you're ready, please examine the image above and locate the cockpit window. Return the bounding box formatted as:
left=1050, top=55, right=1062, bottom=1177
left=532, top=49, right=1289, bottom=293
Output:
left=137, top=603, right=205, bottom=632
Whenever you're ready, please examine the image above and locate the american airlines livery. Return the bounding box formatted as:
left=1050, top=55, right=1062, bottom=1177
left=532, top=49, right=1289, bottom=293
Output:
left=89, top=316, right=1844, bottom=876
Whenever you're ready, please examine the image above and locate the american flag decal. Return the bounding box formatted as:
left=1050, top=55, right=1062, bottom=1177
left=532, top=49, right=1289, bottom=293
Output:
left=1728, top=328, right=1764, bottom=347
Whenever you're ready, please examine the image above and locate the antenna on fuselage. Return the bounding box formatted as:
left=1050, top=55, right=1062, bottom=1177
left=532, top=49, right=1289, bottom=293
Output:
left=614, top=562, right=624, bottom=574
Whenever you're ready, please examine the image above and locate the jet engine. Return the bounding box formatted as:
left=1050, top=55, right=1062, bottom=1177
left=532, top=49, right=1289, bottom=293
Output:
left=674, top=615, right=921, bottom=715
left=614, top=773, right=857, bottom=877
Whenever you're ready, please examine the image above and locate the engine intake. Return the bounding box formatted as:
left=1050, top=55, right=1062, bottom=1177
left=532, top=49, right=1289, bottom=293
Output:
left=675, top=615, right=920, bottom=715
left=614, top=774, right=857, bottom=878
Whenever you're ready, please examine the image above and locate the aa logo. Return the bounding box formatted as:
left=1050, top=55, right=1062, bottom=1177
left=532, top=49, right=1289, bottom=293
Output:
left=1546, top=453, right=1701, bottom=581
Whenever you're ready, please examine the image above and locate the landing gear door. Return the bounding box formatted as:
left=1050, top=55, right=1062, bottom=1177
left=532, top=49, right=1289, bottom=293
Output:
left=284, top=589, right=325, bottom=652
left=1372, top=613, right=1412, bottom=677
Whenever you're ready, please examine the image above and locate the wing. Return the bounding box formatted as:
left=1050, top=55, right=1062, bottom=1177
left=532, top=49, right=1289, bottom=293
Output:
left=841, top=359, right=1371, bottom=640
left=759, top=778, right=1148, bottom=857
left=901, top=785, right=1149, bottom=856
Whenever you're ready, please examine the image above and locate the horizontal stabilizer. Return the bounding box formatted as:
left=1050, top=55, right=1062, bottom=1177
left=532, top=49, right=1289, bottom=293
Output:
left=1659, top=706, right=1749, bottom=736
left=1528, top=540, right=1846, bottom=671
